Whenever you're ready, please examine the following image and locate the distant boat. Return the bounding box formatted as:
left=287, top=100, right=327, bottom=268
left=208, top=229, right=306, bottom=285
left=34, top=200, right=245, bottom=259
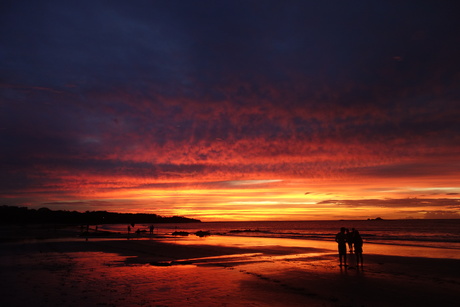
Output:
left=367, top=217, right=384, bottom=221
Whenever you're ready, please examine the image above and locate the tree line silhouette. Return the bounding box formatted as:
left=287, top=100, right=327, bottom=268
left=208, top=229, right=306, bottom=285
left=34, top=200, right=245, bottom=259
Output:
left=0, top=205, right=201, bottom=225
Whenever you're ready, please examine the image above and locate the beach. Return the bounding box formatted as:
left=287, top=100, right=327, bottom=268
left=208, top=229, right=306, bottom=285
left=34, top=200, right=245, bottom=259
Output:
left=1, top=225, right=459, bottom=307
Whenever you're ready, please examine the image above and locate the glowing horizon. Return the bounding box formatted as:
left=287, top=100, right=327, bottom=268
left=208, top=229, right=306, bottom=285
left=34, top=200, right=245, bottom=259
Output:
left=5, top=175, right=459, bottom=221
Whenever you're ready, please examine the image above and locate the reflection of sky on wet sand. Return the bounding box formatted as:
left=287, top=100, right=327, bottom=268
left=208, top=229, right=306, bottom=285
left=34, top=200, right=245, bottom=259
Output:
left=2, top=237, right=459, bottom=306
left=54, top=251, right=321, bottom=306
left=5, top=239, right=336, bottom=305
left=162, top=235, right=460, bottom=260
left=162, top=234, right=337, bottom=250
left=1, top=247, right=306, bottom=306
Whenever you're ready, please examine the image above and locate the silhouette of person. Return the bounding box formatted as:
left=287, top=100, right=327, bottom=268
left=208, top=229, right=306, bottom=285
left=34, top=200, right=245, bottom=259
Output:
left=335, top=227, right=348, bottom=267
left=346, top=228, right=354, bottom=253
left=353, top=229, right=364, bottom=267
left=149, top=225, right=154, bottom=235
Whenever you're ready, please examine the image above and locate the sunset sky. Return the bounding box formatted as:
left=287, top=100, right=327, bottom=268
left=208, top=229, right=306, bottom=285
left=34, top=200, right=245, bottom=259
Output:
left=1, top=0, right=459, bottom=221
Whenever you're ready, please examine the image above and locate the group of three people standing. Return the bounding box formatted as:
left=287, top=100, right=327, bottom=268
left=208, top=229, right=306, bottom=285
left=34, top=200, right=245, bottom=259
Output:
left=335, top=227, right=363, bottom=268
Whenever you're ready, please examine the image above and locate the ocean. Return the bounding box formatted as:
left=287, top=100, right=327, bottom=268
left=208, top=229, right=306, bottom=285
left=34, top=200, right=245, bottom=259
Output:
left=99, top=219, right=460, bottom=259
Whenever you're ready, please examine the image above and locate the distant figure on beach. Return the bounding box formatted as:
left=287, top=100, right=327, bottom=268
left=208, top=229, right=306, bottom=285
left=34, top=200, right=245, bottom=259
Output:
left=335, top=227, right=348, bottom=267
left=353, top=229, right=364, bottom=267
left=346, top=228, right=354, bottom=253
left=127, top=225, right=131, bottom=234
left=149, top=225, right=154, bottom=235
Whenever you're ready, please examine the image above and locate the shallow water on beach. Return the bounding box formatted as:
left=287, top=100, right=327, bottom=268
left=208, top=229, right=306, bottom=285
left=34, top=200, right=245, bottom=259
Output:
left=0, top=246, right=326, bottom=307
left=100, top=219, right=460, bottom=258
left=161, top=235, right=460, bottom=260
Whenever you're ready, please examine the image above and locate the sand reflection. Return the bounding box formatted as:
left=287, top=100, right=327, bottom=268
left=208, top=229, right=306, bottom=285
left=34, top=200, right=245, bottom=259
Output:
left=162, top=234, right=460, bottom=260
left=54, top=250, right=320, bottom=306
left=2, top=235, right=459, bottom=306
left=163, top=234, right=335, bottom=252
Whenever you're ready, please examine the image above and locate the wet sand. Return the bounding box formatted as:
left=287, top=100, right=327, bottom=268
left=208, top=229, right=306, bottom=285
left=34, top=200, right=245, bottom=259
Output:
left=1, top=225, right=459, bottom=306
